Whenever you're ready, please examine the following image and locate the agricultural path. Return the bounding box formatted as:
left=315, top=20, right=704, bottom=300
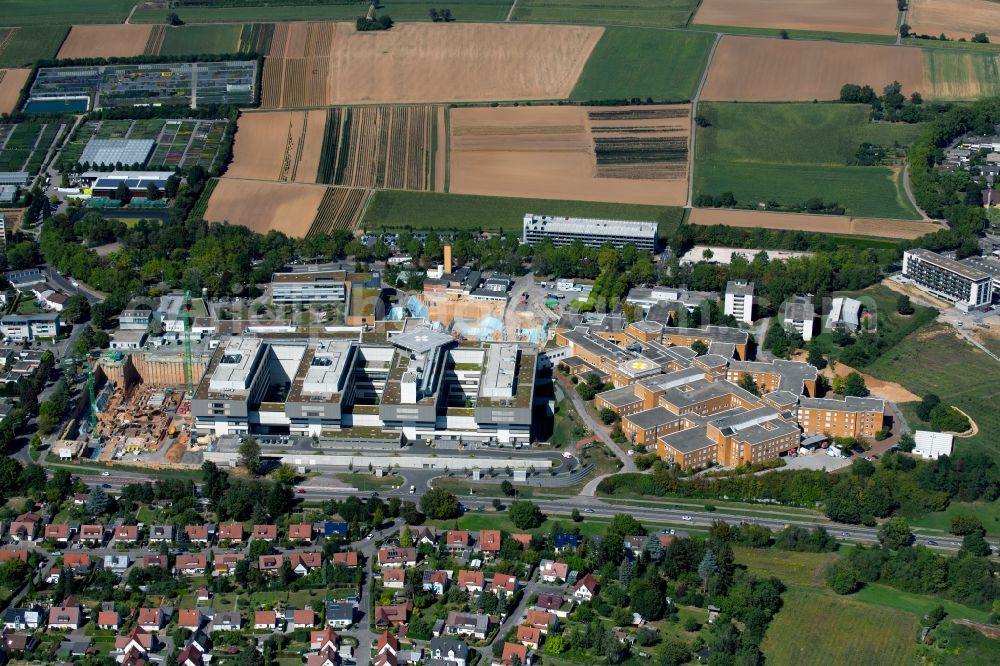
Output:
left=687, top=32, right=722, bottom=207
left=125, top=3, right=138, bottom=24
left=505, top=0, right=519, bottom=22
left=902, top=164, right=935, bottom=223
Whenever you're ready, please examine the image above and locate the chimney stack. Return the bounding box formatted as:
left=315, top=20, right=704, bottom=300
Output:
left=444, top=245, right=452, bottom=275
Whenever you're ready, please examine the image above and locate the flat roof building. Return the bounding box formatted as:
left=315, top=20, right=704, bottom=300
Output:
left=724, top=280, right=754, bottom=324
left=80, top=139, right=154, bottom=167
left=522, top=213, right=657, bottom=251
left=912, top=431, right=954, bottom=460
left=902, top=248, right=992, bottom=311
left=271, top=270, right=348, bottom=304
left=783, top=299, right=815, bottom=341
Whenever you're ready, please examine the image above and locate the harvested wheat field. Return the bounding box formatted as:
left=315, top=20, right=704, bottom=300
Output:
left=689, top=208, right=939, bottom=239
left=58, top=24, right=154, bottom=59
left=225, top=110, right=326, bottom=183
left=909, top=0, right=1000, bottom=42
left=694, top=0, right=898, bottom=35
left=0, top=68, right=29, bottom=114
left=203, top=178, right=327, bottom=237
left=449, top=105, right=689, bottom=206
left=261, top=21, right=602, bottom=107
left=701, top=36, right=926, bottom=102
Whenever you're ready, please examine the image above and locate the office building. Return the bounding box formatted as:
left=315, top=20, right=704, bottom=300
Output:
left=724, top=281, right=754, bottom=324
left=902, top=249, right=992, bottom=311
left=522, top=213, right=657, bottom=251
left=271, top=270, right=348, bottom=304
left=0, top=314, right=61, bottom=341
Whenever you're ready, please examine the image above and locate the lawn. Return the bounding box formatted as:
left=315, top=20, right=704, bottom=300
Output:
left=864, top=322, right=1000, bottom=460
left=335, top=473, right=404, bottom=491
left=761, top=587, right=918, bottom=666
left=851, top=584, right=992, bottom=624
left=923, top=49, right=1000, bottom=100
left=570, top=27, right=715, bottom=102
left=159, top=25, right=243, bottom=56
left=361, top=190, right=686, bottom=236
left=133, top=1, right=512, bottom=23
left=923, top=620, right=1000, bottom=665
left=734, top=547, right=836, bottom=589
left=512, top=0, right=699, bottom=28
left=0, top=0, right=135, bottom=25
left=693, top=103, right=926, bottom=219
left=0, top=26, right=70, bottom=67
left=910, top=501, right=1000, bottom=538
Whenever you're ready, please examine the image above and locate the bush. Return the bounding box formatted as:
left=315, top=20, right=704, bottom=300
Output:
left=928, top=404, right=970, bottom=433
left=825, top=559, right=863, bottom=594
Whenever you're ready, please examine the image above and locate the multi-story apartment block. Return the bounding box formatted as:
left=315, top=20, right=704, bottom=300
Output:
left=902, top=248, right=992, bottom=311
left=724, top=280, right=754, bottom=324
left=797, top=396, right=885, bottom=439
left=522, top=213, right=657, bottom=251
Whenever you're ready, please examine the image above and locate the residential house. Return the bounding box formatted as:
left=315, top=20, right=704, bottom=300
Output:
left=310, top=626, right=340, bottom=652
left=138, top=607, right=168, bottom=632
left=572, top=574, right=599, bottom=602
left=289, top=552, right=322, bottom=575
left=212, top=612, right=242, bottom=632
left=623, top=536, right=646, bottom=559
left=177, top=609, right=204, bottom=631
left=445, top=531, right=473, bottom=557
left=478, top=530, right=501, bottom=559
left=97, top=611, right=121, bottom=631
left=44, top=523, right=72, bottom=542
left=103, top=554, right=130, bottom=575
left=382, top=569, right=405, bottom=589
left=187, top=631, right=213, bottom=656
left=175, top=553, right=208, bottom=575
left=289, top=524, right=313, bottom=542
left=406, top=525, right=438, bottom=545
left=332, top=551, right=359, bottom=568
left=457, top=570, right=484, bottom=593
left=376, top=631, right=398, bottom=658
left=516, top=626, right=541, bottom=650
left=378, top=547, right=417, bottom=569
left=78, top=524, right=104, bottom=544
left=196, top=587, right=211, bottom=603
left=525, top=610, right=556, bottom=634
left=3, top=607, right=41, bottom=631
left=178, top=644, right=205, bottom=666
left=46, top=567, right=64, bottom=585
left=316, top=521, right=349, bottom=540
left=553, top=533, right=579, bottom=553
left=114, top=525, right=139, bottom=544
left=3, top=630, right=38, bottom=656
left=534, top=593, right=572, bottom=618
left=63, top=553, right=92, bottom=575
left=9, top=513, right=41, bottom=541
left=258, top=555, right=283, bottom=575
left=142, top=554, right=169, bottom=569
left=252, top=524, right=278, bottom=541
left=254, top=611, right=280, bottom=631
left=214, top=553, right=245, bottom=575
left=510, top=533, right=533, bottom=548
left=428, top=637, right=469, bottom=666
left=184, top=524, right=213, bottom=545
left=491, top=573, right=517, bottom=597
left=287, top=609, right=316, bottom=629
left=115, top=626, right=157, bottom=663
left=422, top=570, right=450, bottom=596
left=148, top=525, right=174, bottom=543
left=539, top=560, right=569, bottom=583
left=48, top=606, right=81, bottom=630
left=443, top=612, right=492, bottom=641
left=218, top=523, right=244, bottom=543
left=325, top=601, right=354, bottom=629
left=0, top=549, right=27, bottom=564
left=373, top=602, right=412, bottom=629
left=493, top=642, right=531, bottom=666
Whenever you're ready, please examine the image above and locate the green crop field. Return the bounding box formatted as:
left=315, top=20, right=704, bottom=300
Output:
left=761, top=588, right=918, bottom=666
left=924, top=50, right=1000, bottom=99
left=693, top=103, right=925, bottom=219
left=513, top=0, right=698, bottom=28
left=159, top=25, right=243, bottom=56
left=0, top=26, right=70, bottom=67
left=571, top=27, right=714, bottom=102
left=865, top=323, right=1000, bottom=461
left=0, top=0, right=135, bottom=26
left=696, top=24, right=898, bottom=45
left=133, top=1, right=512, bottom=24
left=361, top=190, right=685, bottom=236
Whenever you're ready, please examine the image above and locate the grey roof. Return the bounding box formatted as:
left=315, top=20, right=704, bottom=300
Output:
left=562, top=326, right=630, bottom=362
left=783, top=299, right=814, bottom=322
left=625, top=407, right=678, bottom=430
left=429, top=637, right=470, bottom=659
left=391, top=326, right=454, bottom=354
left=710, top=406, right=800, bottom=444
left=708, top=341, right=736, bottom=358
left=659, top=427, right=716, bottom=454
left=726, top=280, right=755, bottom=296
left=827, top=297, right=862, bottom=329
left=763, top=390, right=799, bottom=407
left=0, top=313, right=60, bottom=323
left=325, top=601, right=354, bottom=620
left=694, top=354, right=728, bottom=369
left=80, top=138, right=154, bottom=167
left=662, top=326, right=748, bottom=345
left=595, top=386, right=641, bottom=408
left=660, top=377, right=755, bottom=409
left=907, top=248, right=991, bottom=281
left=799, top=396, right=884, bottom=413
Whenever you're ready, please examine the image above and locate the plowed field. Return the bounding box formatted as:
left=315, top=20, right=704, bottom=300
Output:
left=909, top=0, right=1000, bottom=42
left=0, top=68, right=29, bottom=115
left=202, top=178, right=327, bottom=237
left=689, top=208, right=939, bottom=239
left=694, top=0, right=898, bottom=35
left=58, top=24, right=153, bottom=59
left=225, top=110, right=326, bottom=183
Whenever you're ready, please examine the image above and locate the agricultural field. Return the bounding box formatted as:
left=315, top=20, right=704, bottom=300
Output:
left=58, top=25, right=153, bottom=59
left=570, top=27, right=714, bottom=102
left=308, top=186, right=369, bottom=236
left=693, top=0, right=899, bottom=36
left=0, top=121, right=61, bottom=175
left=202, top=178, right=328, bottom=237
left=0, top=26, right=70, bottom=67
left=0, top=69, right=30, bottom=115
left=361, top=189, right=685, bottom=235
left=0, top=0, right=135, bottom=26
left=512, top=0, right=698, bottom=28
left=157, top=25, right=243, bottom=56
left=449, top=104, right=689, bottom=206
left=694, top=102, right=925, bottom=219
left=923, top=49, right=1000, bottom=99
left=909, top=0, right=1000, bottom=42
left=224, top=110, right=326, bottom=183
left=133, top=1, right=513, bottom=24
left=239, top=23, right=276, bottom=54
left=261, top=22, right=602, bottom=107
left=688, top=208, right=939, bottom=239
left=865, top=322, right=1000, bottom=460
left=701, top=36, right=926, bottom=102
left=761, top=588, right=918, bottom=666
left=148, top=119, right=231, bottom=171
left=321, top=106, right=436, bottom=191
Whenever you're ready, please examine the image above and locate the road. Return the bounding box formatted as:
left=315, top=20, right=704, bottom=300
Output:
left=686, top=32, right=721, bottom=207
left=555, top=373, right=637, bottom=472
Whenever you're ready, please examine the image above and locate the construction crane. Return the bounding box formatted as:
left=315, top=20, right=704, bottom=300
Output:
left=66, top=354, right=101, bottom=437
left=181, top=289, right=195, bottom=397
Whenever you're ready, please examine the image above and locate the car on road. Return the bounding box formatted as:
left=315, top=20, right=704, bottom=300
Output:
left=841, top=531, right=849, bottom=537
left=296, top=488, right=305, bottom=494
left=101, top=471, right=110, bottom=477
left=101, top=483, right=111, bottom=488
left=365, top=533, right=374, bottom=540
left=584, top=508, right=595, bottom=513
left=371, top=492, right=379, bottom=498
left=409, top=485, right=416, bottom=493
left=928, top=540, right=938, bottom=546
left=681, top=515, right=692, bottom=521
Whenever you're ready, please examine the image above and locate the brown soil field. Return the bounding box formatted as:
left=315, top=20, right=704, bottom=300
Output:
left=435, top=107, right=446, bottom=192
left=701, top=36, right=927, bottom=102
left=225, top=110, right=325, bottom=184
left=448, top=104, right=689, bottom=206
left=688, top=208, right=940, bottom=239
left=334, top=105, right=435, bottom=191
left=0, top=68, right=29, bottom=115
left=261, top=21, right=602, bottom=107
left=0, top=208, right=25, bottom=233
left=203, top=178, right=326, bottom=237
left=909, top=0, right=1000, bottom=41
left=694, top=0, right=899, bottom=35
left=790, top=350, right=920, bottom=403
left=58, top=25, right=153, bottom=59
